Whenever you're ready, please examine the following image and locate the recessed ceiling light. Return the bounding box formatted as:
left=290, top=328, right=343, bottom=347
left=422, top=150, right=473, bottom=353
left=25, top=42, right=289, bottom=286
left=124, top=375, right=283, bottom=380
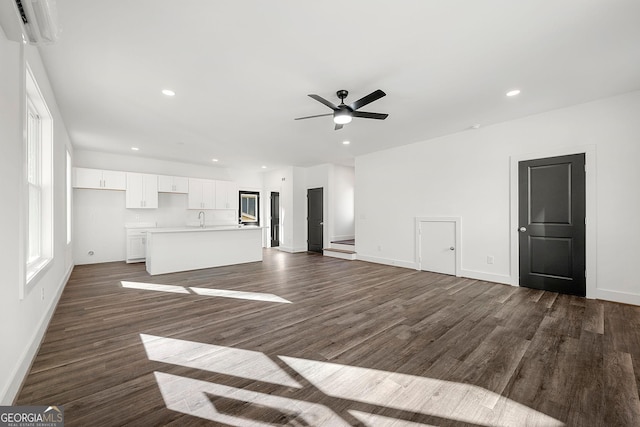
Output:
left=131, top=147, right=139, bottom=151
left=162, top=89, right=175, bottom=97
left=342, top=140, right=350, bottom=145
left=506, top=89, right=521, bottom=97
left=211, top=158, right=219, bottom=162
left=261, top=165, right=267, bottom=169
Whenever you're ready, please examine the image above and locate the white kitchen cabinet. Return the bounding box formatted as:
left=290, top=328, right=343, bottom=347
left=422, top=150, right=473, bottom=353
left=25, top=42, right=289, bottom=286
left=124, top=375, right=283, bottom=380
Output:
left=158, top=175, right=189, bottom=193
left=127, top=233, right=146, bottom=262
left=73, top=167, right=126, bottom=190
left=215, top=180, right=239, bottom=210
left=188, top=178, right=215, bottom=209
left=126, top=172, right=158, bottom=209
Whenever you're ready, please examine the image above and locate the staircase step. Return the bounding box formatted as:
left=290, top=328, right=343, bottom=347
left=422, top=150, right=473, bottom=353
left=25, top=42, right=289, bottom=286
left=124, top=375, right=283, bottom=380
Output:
left=330, top=243, right=355, bottom=251
left=323, top=248, right=357, bottom=260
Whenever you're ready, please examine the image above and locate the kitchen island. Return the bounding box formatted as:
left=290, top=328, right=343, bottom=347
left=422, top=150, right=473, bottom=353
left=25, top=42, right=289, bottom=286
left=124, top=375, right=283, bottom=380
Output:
left=145, top=226, right=262, bottom=275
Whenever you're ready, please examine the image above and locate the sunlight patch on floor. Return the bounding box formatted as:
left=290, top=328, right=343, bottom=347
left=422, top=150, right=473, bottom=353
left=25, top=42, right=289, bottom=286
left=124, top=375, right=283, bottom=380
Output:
left=189, top=287, right=291, bottom=303
left=121, top=281, right=190, bottom=294
left=140, top=334, right=301, bottom=388
left=280, top=356, right=564, bottom=427
left=120, top=281, right=291, bottom=303
left=144, top=335, right=565, bottom=427
left=155, top=371, right=347, bottom=427
left=348, top=410, right=437, bottom=427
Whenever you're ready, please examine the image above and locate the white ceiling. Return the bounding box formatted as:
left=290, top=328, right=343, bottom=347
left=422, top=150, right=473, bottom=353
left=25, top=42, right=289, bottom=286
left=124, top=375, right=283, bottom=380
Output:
left=38, top=0, right=640, bottom=170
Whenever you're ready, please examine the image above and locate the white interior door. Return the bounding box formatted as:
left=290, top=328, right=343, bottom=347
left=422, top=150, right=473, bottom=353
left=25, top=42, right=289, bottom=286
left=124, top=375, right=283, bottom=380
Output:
left=420, top=221, right=456, bottom=275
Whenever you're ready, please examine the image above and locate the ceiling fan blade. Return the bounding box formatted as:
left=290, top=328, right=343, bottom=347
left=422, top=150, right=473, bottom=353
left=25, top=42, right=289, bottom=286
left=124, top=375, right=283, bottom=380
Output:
left=334, top=123, right=344, bottom=130
left=308, top=94, right=339, bottom=110
left=352, top=111, right=389, bottom=120
left=294, top=113, right=334, bottom=121
left=349, top=89, right=386, bottom=111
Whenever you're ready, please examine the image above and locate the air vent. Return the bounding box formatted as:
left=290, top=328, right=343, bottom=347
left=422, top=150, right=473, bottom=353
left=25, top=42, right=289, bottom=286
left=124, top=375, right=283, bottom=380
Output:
left=15, top=0, right=29, bottom=24
left=5, top=0, right=61, bottom=44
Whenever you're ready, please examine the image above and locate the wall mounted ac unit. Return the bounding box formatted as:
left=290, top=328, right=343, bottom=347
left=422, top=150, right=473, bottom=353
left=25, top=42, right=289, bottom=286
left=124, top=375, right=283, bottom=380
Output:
left=0, top=0, right=60, bottom=44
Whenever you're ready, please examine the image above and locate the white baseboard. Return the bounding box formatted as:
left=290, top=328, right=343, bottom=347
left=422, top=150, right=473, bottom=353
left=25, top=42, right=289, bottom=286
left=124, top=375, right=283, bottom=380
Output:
left=354, top=254, right=513, bottom=286
left=356, top=254, right=418, bottom=270
left=459, top=269, right=512, bottom=285
left=596, top=288, right=640, bottom=306
left=1, top=264, right=73, bottom=405
left=278, top=246, right=307, bottom=254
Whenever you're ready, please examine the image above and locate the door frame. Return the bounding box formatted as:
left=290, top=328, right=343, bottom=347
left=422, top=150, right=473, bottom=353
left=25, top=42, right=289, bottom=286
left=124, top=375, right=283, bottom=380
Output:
left=270, top=191, right=280, bottom=247
left=509, top=145, right=596, bottom=298
left=307, top=187, right=324, bottom=253
left=415, top=216, right=461, bottom=276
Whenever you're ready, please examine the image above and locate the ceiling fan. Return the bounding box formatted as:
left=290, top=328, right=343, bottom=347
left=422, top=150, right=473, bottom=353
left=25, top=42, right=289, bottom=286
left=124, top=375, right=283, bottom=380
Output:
left=295, top=89, right=388, bottom=130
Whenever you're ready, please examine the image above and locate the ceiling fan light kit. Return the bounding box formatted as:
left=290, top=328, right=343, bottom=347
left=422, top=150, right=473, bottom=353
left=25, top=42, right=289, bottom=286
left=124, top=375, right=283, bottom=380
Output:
left=333, top=110, right=352, bottom=125
left=295, top=89, right=388, bottom=130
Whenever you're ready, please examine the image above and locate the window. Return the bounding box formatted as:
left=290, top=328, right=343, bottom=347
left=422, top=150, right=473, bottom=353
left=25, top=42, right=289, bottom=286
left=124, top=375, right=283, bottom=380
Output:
left=25, top=65, right=53, bottom=285
left=239, top=191, right=260, bottom=225
left=26, top=99, right=42, bottom=263
left=66, top=149, right=71, bottom=244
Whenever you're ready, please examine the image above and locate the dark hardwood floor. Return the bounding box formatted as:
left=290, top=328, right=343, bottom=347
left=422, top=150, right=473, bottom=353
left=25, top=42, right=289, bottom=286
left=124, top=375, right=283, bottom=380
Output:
left=16, top=249, right=640, bottom=426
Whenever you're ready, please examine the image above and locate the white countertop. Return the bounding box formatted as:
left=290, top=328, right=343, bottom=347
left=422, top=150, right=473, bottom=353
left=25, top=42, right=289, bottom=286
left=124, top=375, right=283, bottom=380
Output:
left=146, top=225, right=262, bottom=234
left=124, top=222, right=157, bottom=229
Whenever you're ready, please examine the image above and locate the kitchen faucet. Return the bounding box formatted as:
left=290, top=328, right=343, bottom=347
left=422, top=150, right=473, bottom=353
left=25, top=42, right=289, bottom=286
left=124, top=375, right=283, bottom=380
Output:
left=198, top=211, right=205, bottom=228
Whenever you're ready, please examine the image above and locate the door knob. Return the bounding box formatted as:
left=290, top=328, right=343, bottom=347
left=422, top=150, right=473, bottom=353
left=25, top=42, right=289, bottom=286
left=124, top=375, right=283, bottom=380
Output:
left=519, top=227, right=527, bottom=232
left=450, top=247, right=455, bottom=251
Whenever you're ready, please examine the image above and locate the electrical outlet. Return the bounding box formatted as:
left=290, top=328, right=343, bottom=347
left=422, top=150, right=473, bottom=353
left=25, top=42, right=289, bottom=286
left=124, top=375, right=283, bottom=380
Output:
left=487, top=256, right=494, bottom=265
left=377, top=245, right=382, bottom=252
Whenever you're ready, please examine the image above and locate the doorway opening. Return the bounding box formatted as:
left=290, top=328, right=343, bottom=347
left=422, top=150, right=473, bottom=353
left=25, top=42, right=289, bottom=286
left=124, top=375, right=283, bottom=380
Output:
left=307, top=188, right=323, bottom=253
left=270, top=192, right=280, bottom=247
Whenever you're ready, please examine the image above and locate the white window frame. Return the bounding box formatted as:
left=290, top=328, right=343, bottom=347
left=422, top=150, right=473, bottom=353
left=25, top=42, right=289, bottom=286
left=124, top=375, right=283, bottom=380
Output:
left=23, top=64, right=53, bottom=294
left=66, top=149, right=72, bottom=244
left=27, top=98, right=43, bottom=264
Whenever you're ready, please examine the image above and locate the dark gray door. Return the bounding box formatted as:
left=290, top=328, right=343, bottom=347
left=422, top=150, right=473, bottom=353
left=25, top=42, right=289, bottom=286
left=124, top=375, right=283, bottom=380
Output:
left=518, top=154, right=586, bottom=296
left=270, top=192, right=280, bottom=247
left=307, top=188, right=323, bottom=253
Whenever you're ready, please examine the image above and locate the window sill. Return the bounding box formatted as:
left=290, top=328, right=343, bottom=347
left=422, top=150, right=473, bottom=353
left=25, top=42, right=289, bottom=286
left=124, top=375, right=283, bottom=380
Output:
left=26, top=257, right=52, bottom=285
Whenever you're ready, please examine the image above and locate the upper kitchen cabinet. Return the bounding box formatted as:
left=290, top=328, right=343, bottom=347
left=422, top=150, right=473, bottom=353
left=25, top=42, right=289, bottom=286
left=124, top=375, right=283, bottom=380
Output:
left=215, top=180, right=239, bottom=210
left=188, top=178, right=215, bottom=209
left=73, top=167, right=126, bottom=190
left=126, top=172, right=158, bottom=209
left=158, top=175, right=189, bottom=194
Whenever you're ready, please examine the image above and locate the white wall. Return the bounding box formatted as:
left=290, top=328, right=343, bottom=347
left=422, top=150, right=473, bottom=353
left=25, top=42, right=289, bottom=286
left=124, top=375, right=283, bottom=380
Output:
left=356, top=90, right=640, bottom=304
left=291, top=167, right=308, bottom=252
left=330, top=165, right=355, bottom=241
left=305, top=164, right=356, bottom=247
left=263, top=168, right=285, bottom=248
left=75, top=150, right=264, bottom=190
left=265, top=164, right=355, bottom=252
left=306, top=164, right=330, bottom=249
left=0, top=32, right=74, bottom=403
left=264, top=167, right=295, bottom=251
